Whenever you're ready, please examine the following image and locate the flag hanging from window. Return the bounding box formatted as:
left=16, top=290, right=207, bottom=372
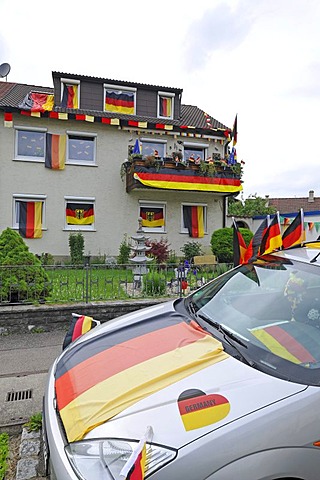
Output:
left=159, top=96, right=172, bottom=117
left=61, top=84, right=79, bottom=109
left=66, top=203, right=94, bottom=225
left=105, top=90, right=135, bottom=114
left=232, top=218, right=247, bottom=266
left=19, top=201, right=42, bottom=239
left=19, top=92, right=54, bottom=112
left=282, top=209, right=306, bottom=249
left=183, top=206, right=204, bottom=238
left=232, top=114, right=237, bottom=146
left=244, top=216, right=270, bottom=263
left=260, top=212, right=282, bottom=255
left=120, top=426, right=153, bottom=480
left=140, top=207, right=164, bottom=228
left=45, top=134, right=66, bottom=170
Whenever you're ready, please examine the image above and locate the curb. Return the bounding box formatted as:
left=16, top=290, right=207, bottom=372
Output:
left=15, top=427, right=46, bottom=480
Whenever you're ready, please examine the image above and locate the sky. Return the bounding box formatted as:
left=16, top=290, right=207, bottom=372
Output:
left=1, top=0, right=320, bottom=200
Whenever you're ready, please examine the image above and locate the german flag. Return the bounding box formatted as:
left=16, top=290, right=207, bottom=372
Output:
left=61, top=84, right=79, bottom=109
left=19, top=92, right=54, bottom=112
left=250, top=322, right=317, bottom=364
left=134, top=172, right=242, bottom=193
left=244, top=216, right=269, bottom=262
left=54, top=315, right=228, bottom=441
left=66, top=203, right=94, bottom=225
left=260, top=212, right=282, bottom=255
left=19, top=201, right=42, bottom=239
left=282, top=209, right=306, bottom=249
left=183, top=206, right=204, bottom=238
left=63, top=316, right=95, bottom=350
left=159, top=96, right=172, bottom=117
left=120, top=426, right=152, bottom=480
left=45, top=134, right=66, bottom=170
left=105, top=90, right=134, bottom=114
left=140, top=207, right=164, bottom=228
left=232, top=219, right=247, bottom=266
left=178, top=389, right=230, bottom=431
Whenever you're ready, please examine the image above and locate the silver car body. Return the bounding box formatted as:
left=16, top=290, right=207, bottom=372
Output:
left=43, top=245, right=320, bottom=479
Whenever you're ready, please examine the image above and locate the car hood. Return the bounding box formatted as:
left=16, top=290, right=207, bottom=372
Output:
left=54, top=300, right=306, bottom=447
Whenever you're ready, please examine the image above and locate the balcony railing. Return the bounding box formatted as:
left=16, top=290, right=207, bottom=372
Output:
left=122, top=156, right=243, bottom=194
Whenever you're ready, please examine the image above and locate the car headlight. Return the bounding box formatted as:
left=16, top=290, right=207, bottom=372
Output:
left=65, top=438, right=176, bottom=479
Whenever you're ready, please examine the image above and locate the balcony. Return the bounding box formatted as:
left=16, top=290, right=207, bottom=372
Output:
left=122, top=155, right=243, bottom=194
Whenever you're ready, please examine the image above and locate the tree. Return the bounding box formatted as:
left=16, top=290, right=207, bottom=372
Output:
left=228, top=194, right=276, bottom=217
left=211, top=227, right=253, bottom=263
left=0, top=228, right=51, bottom=303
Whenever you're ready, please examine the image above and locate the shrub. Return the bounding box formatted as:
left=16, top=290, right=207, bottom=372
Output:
left=117, top=234, right=131, bottom=264
left=0, top=228, right=51, bottom=303
left=38, top=252, right=55, bottom=265
left=0, top=432, right=9, bottom=480
left=180, top=241, right=203, bottom=262
left=211, top=227, right=253, bottom=263
left=146, top=237, right=170, bottom=264
left=143, top=271, right=167, bottom=295
left=69, top=233, right=84, bottom=265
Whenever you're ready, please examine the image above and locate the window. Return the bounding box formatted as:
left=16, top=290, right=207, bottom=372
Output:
left=66, top=131, right=97, bottom=165
left=60, top=78, right=80, bottom=109
left=139, top=202, right=166, bottom=233
left=181, top=204, right=207, bottom=238
left=65, top=197, right=95, bottom=231
left=140, top=138, right=166, bottom=158
left=104, top=84, right=136, bottom=115
left=157, top=91, right=174, bottom=119
left=183, top=142, right=209, bottom=163
left=13, top=194, right=46, bottom=238
left=14, top=126, right=46, bottom=162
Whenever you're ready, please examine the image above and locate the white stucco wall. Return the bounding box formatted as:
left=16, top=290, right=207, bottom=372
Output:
left=0, top=114, right=226, bottom=259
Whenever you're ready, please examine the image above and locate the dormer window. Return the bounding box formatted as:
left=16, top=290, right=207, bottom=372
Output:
left=104, top=84, right=136, bottom=115
left=157, top=91, right=174, bottom=119
left=60, top=79, right=80, bottom=109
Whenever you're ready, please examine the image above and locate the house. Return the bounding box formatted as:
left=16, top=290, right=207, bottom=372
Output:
left=228, top=190, right=320, bottom=242
left=0, top=71, right=242, bottom=261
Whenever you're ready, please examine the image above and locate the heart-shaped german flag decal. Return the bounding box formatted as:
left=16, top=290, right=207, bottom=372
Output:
left=178, top=389, right=230, bottom=431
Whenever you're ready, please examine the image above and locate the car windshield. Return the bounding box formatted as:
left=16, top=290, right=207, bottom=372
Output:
left=187, top=255, right=320, bottom=386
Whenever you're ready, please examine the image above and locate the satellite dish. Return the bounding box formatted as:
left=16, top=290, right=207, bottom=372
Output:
left=0, top=63, right=11, bottom=79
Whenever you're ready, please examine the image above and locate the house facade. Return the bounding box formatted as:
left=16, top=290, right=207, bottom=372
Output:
left=0, top=71, right=242, bottom=261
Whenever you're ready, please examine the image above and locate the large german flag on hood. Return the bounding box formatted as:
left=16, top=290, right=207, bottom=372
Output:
left=54, top=312, right=228, bottom=442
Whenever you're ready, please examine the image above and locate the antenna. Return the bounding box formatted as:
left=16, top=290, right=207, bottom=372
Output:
left=0, top=63, right=11, bottom=81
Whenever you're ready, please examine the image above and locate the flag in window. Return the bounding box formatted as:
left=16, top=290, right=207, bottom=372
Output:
left=183, top=206, right=204, bottom=238
left=45, top=133, right=66, bottom=170
left=159, top=96, right=172, bottom=117
left=260, top=212, right=282, bottom=255
left=105, top=90, right=134, bottom=114
left=232, top=218, right=247, bottom=266
left=66, top=203, right=94, bottom=225
left=61, top=84, right=79, bottom=109
left=120, top=426, right=153, bottom=480
left=19, top=201, right=42, bottom=239
left=282, top=209, right=306, bottom=249
left=140, top=207, right=164, bottom=228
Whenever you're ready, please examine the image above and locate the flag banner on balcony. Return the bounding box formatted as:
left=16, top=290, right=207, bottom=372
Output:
left=45, top=134, right=66, bottom=170
left=66, top=203, right=95, bottom=225
left=105, top=90, right=135, bottom=114
left=19, top=92, right=54, bottom=112
left=133, top=172, right=242, bottom=193
left=19, top=201, right=42, bottom=239
left=140, top=207, right=164, bottom=228
left=54, top=311, right=229, bottom=441
left=183, top=206, right=204, bottom=238
left=61, top=84, right=79, bottom=109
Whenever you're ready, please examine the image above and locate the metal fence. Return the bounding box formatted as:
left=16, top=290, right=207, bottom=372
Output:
left=0, top=262, right=233, bottom=306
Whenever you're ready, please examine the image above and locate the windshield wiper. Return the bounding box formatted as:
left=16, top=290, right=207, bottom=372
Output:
left=196, top=312, right=255, bottom=367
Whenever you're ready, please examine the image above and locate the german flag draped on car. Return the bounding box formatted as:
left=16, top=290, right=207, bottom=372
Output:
left=54, top=312, right=229, bottom=442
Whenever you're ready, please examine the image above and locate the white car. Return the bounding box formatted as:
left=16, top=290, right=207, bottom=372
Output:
left=43, top=243, right=320, bottom=479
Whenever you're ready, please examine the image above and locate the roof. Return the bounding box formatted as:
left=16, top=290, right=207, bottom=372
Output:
left=0, top=79, right=228, bottom=132
left=268, top=195, right=320, bottom=215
